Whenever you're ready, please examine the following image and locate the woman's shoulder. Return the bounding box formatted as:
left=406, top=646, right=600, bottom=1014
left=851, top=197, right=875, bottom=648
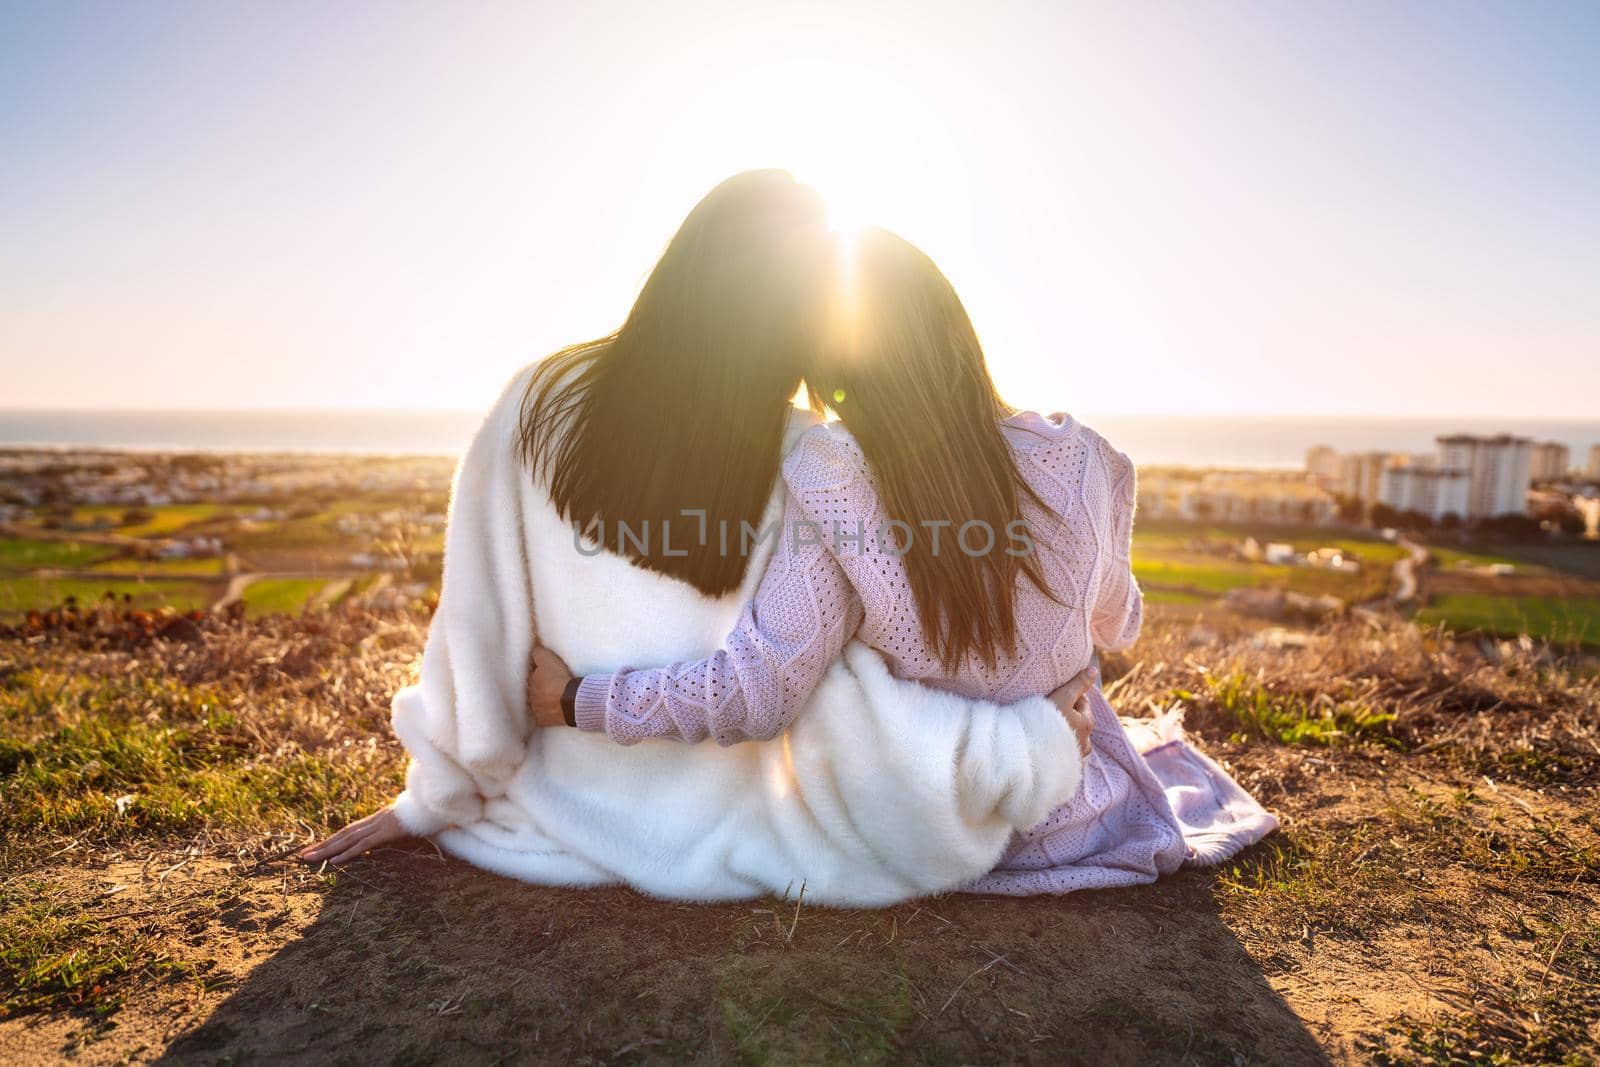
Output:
left=1006, top=410, right=1134, bottom=492
left=1002, top=408, right=1077, bottom=444
left=781, top=421, right=872, bottom=493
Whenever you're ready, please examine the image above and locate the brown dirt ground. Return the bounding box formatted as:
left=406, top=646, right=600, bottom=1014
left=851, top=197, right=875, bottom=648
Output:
left=2, top=608, right=1597, bottom=1065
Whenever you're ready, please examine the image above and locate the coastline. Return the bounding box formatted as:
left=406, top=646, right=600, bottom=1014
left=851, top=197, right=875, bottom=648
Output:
left=5, top=410, right=1599, bottom=470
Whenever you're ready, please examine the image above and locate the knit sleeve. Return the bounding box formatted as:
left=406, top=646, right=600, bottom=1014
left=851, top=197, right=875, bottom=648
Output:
left=1089, top=438, right=1143, bottom=651
left=573, top=486, right=863, bottom=745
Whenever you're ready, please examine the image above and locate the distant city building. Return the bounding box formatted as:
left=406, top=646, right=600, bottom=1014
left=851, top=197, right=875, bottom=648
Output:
left=1589, top=444, right=1600, bottom=479
left=1338, top=451, right=1397, bottom=505
left=1529, top=441, right=1569, bottom=482
left=1139, top=471, right=1337, bottom=526
left=1379, top=466, right=1470, bottom=523
left=1304, top=445, right=1340, bottom=484
left=1436, top=434, right=1533, bottom=518
left=1313, top=432, right=1538, bottom=522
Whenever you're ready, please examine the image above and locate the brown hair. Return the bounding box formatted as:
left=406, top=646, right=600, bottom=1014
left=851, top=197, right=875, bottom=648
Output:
left=518, top=171, right=829, bottom=596
left=807, top=227, right=1050, bottom=670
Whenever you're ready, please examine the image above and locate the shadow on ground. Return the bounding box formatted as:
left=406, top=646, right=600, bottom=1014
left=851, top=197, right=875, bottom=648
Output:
left=154, top=843, right=1328, bottom=1066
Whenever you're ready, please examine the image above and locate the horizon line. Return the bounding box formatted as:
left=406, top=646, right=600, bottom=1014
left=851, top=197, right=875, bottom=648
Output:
left=3, top=406, right=1599, bottom=422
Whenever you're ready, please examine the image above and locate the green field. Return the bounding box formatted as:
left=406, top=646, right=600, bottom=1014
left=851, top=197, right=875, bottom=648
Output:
left=230, top=516, right=350, bottom=553
left=1494, top=541, right=1600, bottom=581
left=1418, top=593, right=1600, bottom=645
left=1132, top=557, right=1271, bottom=595
left=240, top=577, right=327, bottom=617
left=1134, top=531, right=1404, bottom=568
left=1427, top=545, right=1545, bottom=574
left=15, top=504, right=252, bottom=539
left=64, top=503, right=239, bottom=537
left=0, top=577, right=213, bottom=617
left=1130, top=524, right=1398, bottom=605
left=1286, top=537, right=1407, bottom=566
left=90, top=556, right=226, bottom=577
left=0, top=537, right=115, bottom=572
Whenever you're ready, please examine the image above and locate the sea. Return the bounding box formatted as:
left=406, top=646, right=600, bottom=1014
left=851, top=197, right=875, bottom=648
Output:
left=1, top=410, right=1597, bottom=471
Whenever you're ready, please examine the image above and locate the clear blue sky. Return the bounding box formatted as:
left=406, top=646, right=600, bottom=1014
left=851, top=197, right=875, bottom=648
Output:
left=2, top=0, right=1596, bottom=416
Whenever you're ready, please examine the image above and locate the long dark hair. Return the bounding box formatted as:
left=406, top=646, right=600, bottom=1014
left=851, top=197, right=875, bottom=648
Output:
left=806, top=227, right=1050, bottom=670
left=517, top=171, right=829, bottom=596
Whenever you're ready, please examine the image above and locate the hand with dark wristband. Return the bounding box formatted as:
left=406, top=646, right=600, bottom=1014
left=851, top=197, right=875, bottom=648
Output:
left=528, top=644, right=579, bottom=728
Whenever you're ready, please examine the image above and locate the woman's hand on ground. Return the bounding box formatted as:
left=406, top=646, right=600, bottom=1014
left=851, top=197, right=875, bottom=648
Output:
left=1049, top=666, right=1099, bottom=759
left=297, top=805, right=410, bottom=865
left=528, top=644, right=575, bottom=728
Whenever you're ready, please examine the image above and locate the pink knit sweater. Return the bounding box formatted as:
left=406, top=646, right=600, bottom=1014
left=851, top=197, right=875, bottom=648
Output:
left=573, top=411, right=1140, bottom=741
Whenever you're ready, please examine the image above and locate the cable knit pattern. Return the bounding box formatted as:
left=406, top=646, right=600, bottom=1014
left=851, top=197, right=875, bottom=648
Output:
left=577, top=410, right=1142, bottom=739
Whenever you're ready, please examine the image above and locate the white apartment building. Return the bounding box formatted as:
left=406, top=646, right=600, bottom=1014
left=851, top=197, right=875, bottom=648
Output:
left=1379, top=466, right=1471, bottom=522
left=1436, top=434, right=1533, bottom=518
left=1305, top=445, right=1340, bottom=483
left=1529, top=441, right=1570, bottom=482
left=1339, top=451, right=1397, bottom=505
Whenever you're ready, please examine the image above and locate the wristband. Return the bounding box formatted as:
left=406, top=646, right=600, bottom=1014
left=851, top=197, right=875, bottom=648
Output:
left=561, top=677, right=582, bottom=727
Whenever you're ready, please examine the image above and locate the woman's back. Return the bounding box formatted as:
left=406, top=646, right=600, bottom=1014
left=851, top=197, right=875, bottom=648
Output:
left=782, top=410, right=1139, bottom=704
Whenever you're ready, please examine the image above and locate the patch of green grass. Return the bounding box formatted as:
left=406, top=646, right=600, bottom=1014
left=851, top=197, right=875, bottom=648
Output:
left=1132, top=557, right=1276, bottom=594
left=1133, top=539, right=1379, bottom=602
left=1426, top=545, right=1544, bottom=574
left=74, top=504, right=236, bottom=538
left=0, top=670, right=400, bottom=839
left=1494, top=541, right=1600, bottom=581
left=0, top=577, right=213, bottom=617
left=1214, top=825, right=1412, bottom=937
left=1186, top=670, right=1398, bottom=747
left=230, top=516, right=348, bottom=553
left=0, top=879, right=207, bottom=1020
left=1290, top=537, right=1407, bottom=566
left=89, top=556, right=225, bottom=577
left=1278, top=565, right=1384, bottom=601
left=0, top=887, right=144, bottom=1017
left=0, top=538, right=116, bottom=572
left=1418, top=594, right=1600, bottom=646
left=240, top=578, right=327, bottom=617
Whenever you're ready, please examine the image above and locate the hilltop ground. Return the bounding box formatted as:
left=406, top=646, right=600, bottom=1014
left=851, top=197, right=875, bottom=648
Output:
left=1, top=602, right=1595, bottom=1066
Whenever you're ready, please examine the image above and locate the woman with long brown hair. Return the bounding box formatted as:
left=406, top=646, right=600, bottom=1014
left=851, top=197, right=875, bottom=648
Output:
left=302, top=169, right=836, bottom=860
left=528, top=227, right=1275, bottom=894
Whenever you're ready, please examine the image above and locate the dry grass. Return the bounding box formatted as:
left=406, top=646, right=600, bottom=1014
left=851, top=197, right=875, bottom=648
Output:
left=1, top=601, right=1597, bottom=1065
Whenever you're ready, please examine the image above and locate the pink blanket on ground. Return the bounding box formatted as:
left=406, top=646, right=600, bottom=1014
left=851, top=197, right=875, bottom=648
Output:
left=967, top=690, right=1278, bottom=896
